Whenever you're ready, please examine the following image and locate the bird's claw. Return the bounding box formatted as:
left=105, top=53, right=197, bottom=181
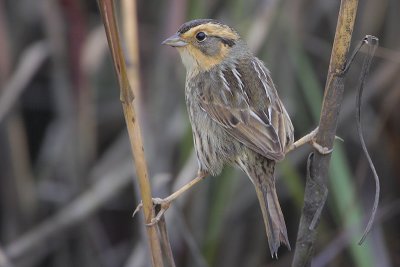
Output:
left=310, top=138, right=333, bottom=155
left=307, top=126, right=334, bottom=155
left=146, top=198, right=171, bottom=226
left=132, top=198, right=171, bottom=226
left=132, top=201, right=143, bottom=218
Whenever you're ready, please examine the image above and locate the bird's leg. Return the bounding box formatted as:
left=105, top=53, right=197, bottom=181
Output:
left=133, top=171, right=208, bottom=226
left=286, top=127, right=336, bottom=155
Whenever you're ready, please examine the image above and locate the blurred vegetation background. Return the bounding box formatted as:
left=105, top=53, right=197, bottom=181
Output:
left=0, top=0, right=399, bottom=266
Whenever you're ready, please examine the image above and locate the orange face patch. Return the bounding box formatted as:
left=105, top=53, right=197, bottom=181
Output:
left=178, top=42, right=229, bottom=71
left=178, top=23, right=238, bottom=71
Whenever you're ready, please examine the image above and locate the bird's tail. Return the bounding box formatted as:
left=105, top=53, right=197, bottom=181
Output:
left=239, top=156, right=290, bottom=258
left=253, top=175, right=290, bottom=257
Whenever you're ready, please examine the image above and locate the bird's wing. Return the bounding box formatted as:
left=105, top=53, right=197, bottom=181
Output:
left=198, top=58, right=293, bottom=161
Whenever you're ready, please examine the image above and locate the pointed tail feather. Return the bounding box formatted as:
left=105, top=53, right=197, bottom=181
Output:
left=253, top=176, right=290, bottom=257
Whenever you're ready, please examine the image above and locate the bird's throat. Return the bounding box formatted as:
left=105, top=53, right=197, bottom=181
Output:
left=178, top=44, right=229, bottom=74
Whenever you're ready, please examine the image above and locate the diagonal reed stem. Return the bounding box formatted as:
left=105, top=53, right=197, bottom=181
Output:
left=96, top=1, right=164, bottom=266
left=291, top=0, right=359, bottom=266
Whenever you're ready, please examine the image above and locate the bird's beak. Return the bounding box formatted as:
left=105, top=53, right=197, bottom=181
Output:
left=162, top=33, right=188, bottom=47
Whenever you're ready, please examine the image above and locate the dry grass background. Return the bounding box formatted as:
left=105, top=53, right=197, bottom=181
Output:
left=0, top=0, right=399, bottom=266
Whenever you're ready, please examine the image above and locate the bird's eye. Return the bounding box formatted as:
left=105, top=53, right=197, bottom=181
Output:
left=195, top=32, right=206, bottom=42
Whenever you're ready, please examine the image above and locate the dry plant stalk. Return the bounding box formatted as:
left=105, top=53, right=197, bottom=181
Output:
left=121, top=0, right=176, bottom=265
left=292, top=0, right=359, bottom=266
left=121, top=0, right=141, bottom=101
left=96, top=1, right=164, bottom=266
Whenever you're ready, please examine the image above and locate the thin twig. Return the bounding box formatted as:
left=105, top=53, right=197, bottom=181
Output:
left=355, top=36, right=379, bottom=244
left=96, top=1, right=164, bottom=266
left=157, top=216, right=177, bottom=267
left=291, top=0, right=359, bottom=266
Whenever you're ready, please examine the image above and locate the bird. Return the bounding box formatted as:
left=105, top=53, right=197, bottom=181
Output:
left=161, top=18, right=294, bottom=257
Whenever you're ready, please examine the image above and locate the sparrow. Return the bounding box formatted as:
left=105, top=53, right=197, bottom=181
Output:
left=162, top=19, right=294, bottom=257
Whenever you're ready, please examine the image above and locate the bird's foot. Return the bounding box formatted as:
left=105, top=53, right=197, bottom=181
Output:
left=310, top=138, right=333, bottom=155
left=132, top=197, right=172, bottom=226
left=287, top=127, right=337, bottom=155
left=132, top=171, right=208, bottom=226
left=147, top=198, right=171, bottom=226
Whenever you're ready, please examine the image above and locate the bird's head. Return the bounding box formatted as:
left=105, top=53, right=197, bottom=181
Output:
left=162, top=19, right=242, bottom=73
